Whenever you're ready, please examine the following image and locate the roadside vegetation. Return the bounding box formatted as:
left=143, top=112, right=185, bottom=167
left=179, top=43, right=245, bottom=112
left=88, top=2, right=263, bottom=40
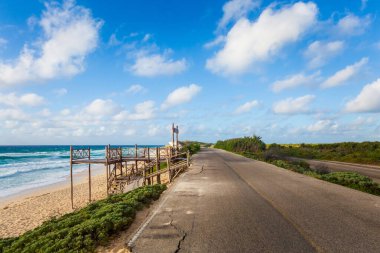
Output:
left=214, top=136, right=380, bottom=196
left=214, top=136, right=266, bottom=153
left=274, top=142, right=380, bottom=165
left=0, top=184, right=167, bottom=253
left=181, top=141, right=202, bottom=154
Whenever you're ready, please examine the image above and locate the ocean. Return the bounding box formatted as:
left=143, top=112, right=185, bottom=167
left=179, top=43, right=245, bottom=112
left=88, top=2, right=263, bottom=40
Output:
left=0, top=145, right=161, bottom=199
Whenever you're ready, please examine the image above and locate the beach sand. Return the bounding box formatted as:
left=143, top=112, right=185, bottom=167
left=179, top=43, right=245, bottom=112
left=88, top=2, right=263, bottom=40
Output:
left=0, top=158, right=172, bottom=253
left=0, top=170, right=108, bottom=238
left=0, top=165, right=169, bottom=245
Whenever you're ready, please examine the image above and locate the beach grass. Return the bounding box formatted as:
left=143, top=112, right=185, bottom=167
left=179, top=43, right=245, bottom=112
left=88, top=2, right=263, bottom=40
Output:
left=0, top=184, right=166, bottom=253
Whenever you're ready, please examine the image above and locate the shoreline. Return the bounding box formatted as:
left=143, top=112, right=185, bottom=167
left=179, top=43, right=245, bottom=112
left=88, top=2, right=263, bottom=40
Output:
left=0, top=165, right=105, bottom=208
left=0, top=166, right=108, bottom=238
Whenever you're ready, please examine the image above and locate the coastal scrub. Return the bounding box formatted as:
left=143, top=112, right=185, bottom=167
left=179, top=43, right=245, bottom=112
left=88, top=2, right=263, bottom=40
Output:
left=0, top=184, right=166, bottom=253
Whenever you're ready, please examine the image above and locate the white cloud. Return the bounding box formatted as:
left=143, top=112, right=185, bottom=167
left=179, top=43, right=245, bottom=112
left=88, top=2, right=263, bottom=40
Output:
left=128, top=100, right=156, bottom=120
left=147, top=125, right=161, bottom=137
left=39, top=108, right=51, bottom=117
left=273, top=95, right=315, bottom=114
left=271, top=72, right=320, bottom=92
left=204, top=35, right=225, bottom=49
left=0, top=0, right=102, bottom=86
left=84, top=99, right=119, bottom=116
left=307, top=120, right=338, bottom=132
left=321, top=57, right=368, bottom=88
left=218, top=0, right=261, bottom=30
left=113, top=101, right=156, bottom=121
left=337, top=14, right=371, bottom=36
left=235, top=100, right=259, bottom=114
left=60, top=108, right=71, bottom=116
left=345, top=79, right=380, bottom=113
left=124, top=128, right=136, bottom=136
left=0, top=92, right=45, bottom=107
left=53, top=88, right=68, bottom=96
left=0, top=108, right=29, bottom=120
left=126, top=84, right=146, bottom=94
left=304, top=40, right=345, bottom=68
left=130, top=51, right=187, bottom=77
left=161, top=84, right=202, bottom=109
left=206, top=2, right=318, bottom=75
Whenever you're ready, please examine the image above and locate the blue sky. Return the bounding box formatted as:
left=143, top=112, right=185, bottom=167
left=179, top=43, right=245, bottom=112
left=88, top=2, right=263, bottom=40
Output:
left=0, top=0, right=380, bottom=145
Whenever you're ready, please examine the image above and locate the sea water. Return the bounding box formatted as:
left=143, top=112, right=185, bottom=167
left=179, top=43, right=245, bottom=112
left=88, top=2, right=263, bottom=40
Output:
left=0, top=145, right=161, bottom=198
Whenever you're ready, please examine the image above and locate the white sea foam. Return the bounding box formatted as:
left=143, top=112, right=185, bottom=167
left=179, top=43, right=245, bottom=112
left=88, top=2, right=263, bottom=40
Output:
left=0, top=147, right=106, bottom=198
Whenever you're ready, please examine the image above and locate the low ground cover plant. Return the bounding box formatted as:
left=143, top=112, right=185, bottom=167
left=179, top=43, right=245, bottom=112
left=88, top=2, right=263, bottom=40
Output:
left=0, top=184, right=167, bottom=253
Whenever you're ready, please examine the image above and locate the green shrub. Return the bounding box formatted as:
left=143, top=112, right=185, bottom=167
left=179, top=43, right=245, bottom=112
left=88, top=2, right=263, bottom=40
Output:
left=0, top=184, right=167, bottom=253
left=274, top=141, right=380, bottom=165
left=320, top=172, right=380, bottom=195
left=215, top=136, right=266, bottom=153
left=181, top=142, right=201, bottom=155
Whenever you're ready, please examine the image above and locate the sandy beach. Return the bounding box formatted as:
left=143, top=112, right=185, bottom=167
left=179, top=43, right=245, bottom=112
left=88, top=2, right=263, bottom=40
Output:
left=0, top=164, right=169, bottom=240
left=0, top=168, right=109, bottom=238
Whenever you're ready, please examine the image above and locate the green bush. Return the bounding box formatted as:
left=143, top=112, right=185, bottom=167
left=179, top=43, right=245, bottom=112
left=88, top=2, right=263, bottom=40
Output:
left=0, top=184, right=167, bottom=253
left=181, top=142, right=201, bottom=155
left=320, top=172, right=380, bottom=195
left=214, top=136, right=266, bottom=153
left=274, top=141, right=380, bottom=165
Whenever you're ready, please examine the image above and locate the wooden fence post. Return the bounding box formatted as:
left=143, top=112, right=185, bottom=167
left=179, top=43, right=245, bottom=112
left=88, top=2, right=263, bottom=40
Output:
left=172, top=123, right=175, bottom=149
left=176, top=125, right=179, bottom=153
left=142, top=165, right=146, bottom=186
left=88, top=147, right=91, bottom=203
left=187, top=150, right=190, bottom=168
left=135, top=144, right=138, bottom=173
left=167, top=158, right=171, bottom=182
left=156, top=147, right=161, bottom=184
left=106, top=145, right=110, bottom=196
left=70, top=146, right=74, bottom=209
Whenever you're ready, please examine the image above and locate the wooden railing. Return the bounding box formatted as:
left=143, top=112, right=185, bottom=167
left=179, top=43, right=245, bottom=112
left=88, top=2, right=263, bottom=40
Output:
left=143, top=151, right=190, bottom=185
left=71, top=147, right=90, bottom=160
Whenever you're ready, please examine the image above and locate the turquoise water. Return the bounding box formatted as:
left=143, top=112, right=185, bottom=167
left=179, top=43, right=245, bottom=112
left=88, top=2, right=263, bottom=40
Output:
left=0, top=145, right=161, bottom=198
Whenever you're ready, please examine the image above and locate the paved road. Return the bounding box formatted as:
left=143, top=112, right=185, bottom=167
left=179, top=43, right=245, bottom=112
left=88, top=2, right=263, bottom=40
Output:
left=129, top=148, right=380, bottom=253
left=300, top=159, right=380, bottom=183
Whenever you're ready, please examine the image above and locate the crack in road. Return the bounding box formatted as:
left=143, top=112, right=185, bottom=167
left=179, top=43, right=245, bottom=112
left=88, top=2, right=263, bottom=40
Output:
left=168, top=213, right=187, bottom=253
left=191, top=165, right=204, bottom=175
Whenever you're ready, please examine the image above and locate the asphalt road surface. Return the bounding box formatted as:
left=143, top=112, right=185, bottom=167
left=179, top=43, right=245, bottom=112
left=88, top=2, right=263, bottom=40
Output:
left=129, top=148, right=380, bottom=253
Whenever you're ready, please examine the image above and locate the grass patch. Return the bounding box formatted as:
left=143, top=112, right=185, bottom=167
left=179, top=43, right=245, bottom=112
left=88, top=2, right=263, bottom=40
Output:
left=0, top=184, right=167, bottom=253
left=149, top=162, right=168, bottom=174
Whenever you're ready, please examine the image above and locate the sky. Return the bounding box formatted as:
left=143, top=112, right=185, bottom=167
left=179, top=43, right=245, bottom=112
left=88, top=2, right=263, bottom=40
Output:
left=0, top=0, right=380, bottom=145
